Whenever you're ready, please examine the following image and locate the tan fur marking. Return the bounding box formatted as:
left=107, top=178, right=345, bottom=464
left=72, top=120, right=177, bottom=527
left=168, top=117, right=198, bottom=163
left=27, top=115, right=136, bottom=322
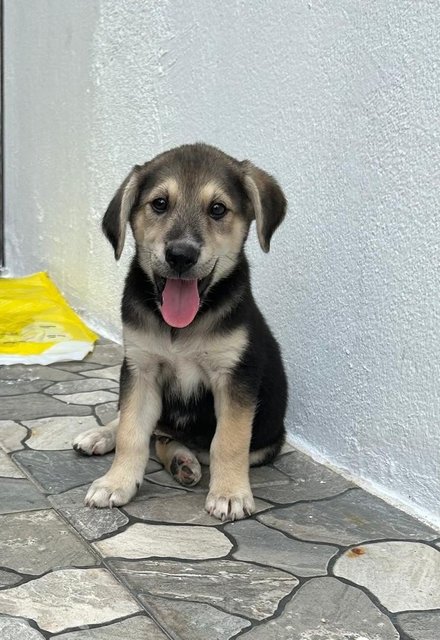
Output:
left=206, top=392, right=255, bottom=519
left=124, top=325, right=248, bottom=397
left=84, top=366, right=161, bottom=508
left=199, top=181, right=234, bottom=211
left=147, top=177, right=179, bottom=205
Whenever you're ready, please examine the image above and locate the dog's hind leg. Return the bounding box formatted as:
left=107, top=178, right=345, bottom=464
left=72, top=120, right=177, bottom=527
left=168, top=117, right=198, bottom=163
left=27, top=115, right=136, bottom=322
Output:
left=73, top=416, right=118, bottom=456
left=154, top=434, right=202, bottom=487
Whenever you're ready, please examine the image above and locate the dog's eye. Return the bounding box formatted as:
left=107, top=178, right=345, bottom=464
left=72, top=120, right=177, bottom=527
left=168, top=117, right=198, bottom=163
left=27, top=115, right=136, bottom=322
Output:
left=209, top=202, right=227, bottom=220
left=151, top=197, right=168, bottom=214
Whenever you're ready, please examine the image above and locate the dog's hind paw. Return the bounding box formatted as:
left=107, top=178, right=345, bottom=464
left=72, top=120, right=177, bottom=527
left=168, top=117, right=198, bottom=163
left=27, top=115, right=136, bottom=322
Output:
left=205, top=487, right=255, bottom=521
left=170, top=451, right=202, bottom=487
left=73, top=427, right=116, bottom=456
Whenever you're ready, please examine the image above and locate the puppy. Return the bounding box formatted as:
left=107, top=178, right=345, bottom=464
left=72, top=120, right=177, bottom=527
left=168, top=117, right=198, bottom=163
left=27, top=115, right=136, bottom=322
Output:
left=74, top=143, right=288, bottom=521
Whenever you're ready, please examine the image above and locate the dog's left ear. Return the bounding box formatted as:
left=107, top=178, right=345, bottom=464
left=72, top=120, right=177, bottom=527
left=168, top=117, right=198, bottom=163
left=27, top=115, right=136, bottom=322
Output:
left=242, top=161, right=287, bottom=253
left=102, top=164, right=144, bottom=260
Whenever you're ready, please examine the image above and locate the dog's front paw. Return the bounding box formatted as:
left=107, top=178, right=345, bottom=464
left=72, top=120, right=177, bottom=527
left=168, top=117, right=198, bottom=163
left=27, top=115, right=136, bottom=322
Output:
left=205, top=485, right=255, bottom=521
left=85, top=473, right=139, bottom=508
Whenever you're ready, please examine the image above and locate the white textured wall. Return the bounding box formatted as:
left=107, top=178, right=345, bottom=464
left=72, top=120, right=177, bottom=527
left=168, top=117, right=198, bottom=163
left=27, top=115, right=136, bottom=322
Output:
left=5, top=1, right=440, bottom=525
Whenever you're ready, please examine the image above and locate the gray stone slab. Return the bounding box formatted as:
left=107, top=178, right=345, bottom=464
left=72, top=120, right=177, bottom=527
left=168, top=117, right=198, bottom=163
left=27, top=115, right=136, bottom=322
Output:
left=53, top=362, right=104, bottom=373
left=0, top=420, right=28, bottom=452
left=124, top=492, right=269, bottom=525
left=225, top=519, right=337, bottom=577
left=109, top=557, right=298, bottom=620
left=134, top=481, right=186, bottom=500
left=54, top=390, right=119, bottom=405
left=0, top=364, right=81, bottom=381
left=54, top=615, right=169, bottom=639
left=23, top=415, right=103, bottom=450
left=0, top=394, right=91, bottom=421
left=49, top=485, right=129, bottom=541
left=240, top=577, right=399, bottom=639
left=0, top=478, right=49, bottom=514
left=12, top=449, right=114, bottom=494
left=0, top=616, right=45, bottom=639
left=0, top=451, right=24, bottom=477
left=0, top=509, right=98, bottom=574
left=142, top=595, right=251, bottom=639
left=95, top=523, right=232, bottom=560
left=0, top=379, right=51, bottom=395
left=0, top=568, right=141, bottom=633
left=44, top=378, right=118, bottom=395
left=95, top=401, right=118, bottom=425
left=82, top=365, right=121, bottom=381
left=334, top=541, right=440, bottom=612
left=84, top=344, right=123, bottom=366
left=397, top=610, right=440, bottom=640
left=254, top=451, right=353, bottom=504
left=258, top=489, right=439, bottom=545
left=0, top=570, right=22, bottom=588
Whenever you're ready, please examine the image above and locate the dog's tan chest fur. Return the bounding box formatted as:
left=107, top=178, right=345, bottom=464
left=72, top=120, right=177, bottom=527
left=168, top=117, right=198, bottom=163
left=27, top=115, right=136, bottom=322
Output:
left=124, top=324, right=248, bottom=398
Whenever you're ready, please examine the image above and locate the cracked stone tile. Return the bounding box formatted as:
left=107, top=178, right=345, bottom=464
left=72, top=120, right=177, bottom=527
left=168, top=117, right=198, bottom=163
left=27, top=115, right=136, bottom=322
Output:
left=12, top=450, right=113, bottom=493
left=23, top=415, right=103, bottom=450
left=0, top=379, right=51, bottom=396
left=54, top=390, right=118, bottom=405
left=142, top=595, right=251, bottom=639
left=225, top=520, right=337, bottom=577
left=0, top=568, right=141, bottom=633
left=95, top=522, right=232, bottom=560
left=0, top=394, right=92, bottom=420
left=0, top=478, right=49, bottom=514
left=0, top=451, right=24, bottom=477
left=0, top=509, right=97, bottom=574
left=240, top=577, right=399, bottom=639
left=0, top=420, right=28, bottom=452
left=53, top=362, right=104, bottom=373
left=124, top=492, right=269, bottom=525
left=53, top=614, right=169, bottom=639
left=0, top=615, right=45, bottom=639
left=44, top=378, right=118, bottom=395
left=255, top=450, right=353, bottom=503
left=84, top=344, right=123, bottom=366
left=134, top=481, right=186, bottom=500
left=0, top=569, right=23, bottom=588
left=82, top=365, right=121, bottom=381
left=109, top=558, right=298, bottom=620
left=146, top=464, right=288, bottom=493
left=49, top=485, right=129, bottom=540
left=258, top=489, right=439, bottom=545
left=334, top=541, right=440, bottom=612
left=95, top=401, right=118, bottom=425
left=396, top=611, right=440, bottom=640
left=0, top=364, right=81, bottom=381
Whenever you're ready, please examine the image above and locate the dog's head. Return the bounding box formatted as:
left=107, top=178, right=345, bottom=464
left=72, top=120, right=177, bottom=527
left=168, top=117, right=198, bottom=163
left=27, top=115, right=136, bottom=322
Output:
left=103, top=143, right=286, bottom=328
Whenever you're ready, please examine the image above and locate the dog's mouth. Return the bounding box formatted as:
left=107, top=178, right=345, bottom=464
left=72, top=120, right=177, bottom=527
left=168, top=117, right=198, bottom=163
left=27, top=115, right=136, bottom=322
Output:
left=154, top=269, right=215, bottom=329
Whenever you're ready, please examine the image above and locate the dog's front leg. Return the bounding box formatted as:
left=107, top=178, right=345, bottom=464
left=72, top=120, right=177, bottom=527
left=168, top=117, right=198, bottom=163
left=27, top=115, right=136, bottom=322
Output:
left=85, top=360, right=161, bottom=508
left=206, top=386, right=255, bottom=521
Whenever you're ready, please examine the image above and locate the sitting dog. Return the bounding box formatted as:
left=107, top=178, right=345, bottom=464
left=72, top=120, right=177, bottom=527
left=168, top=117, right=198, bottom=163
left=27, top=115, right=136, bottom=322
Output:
left=74, top=143, right=287, bottom=521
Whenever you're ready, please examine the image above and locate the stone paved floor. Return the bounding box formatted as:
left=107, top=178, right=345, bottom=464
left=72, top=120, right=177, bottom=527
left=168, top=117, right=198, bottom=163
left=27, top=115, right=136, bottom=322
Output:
left=0, top=339, right=439, bottom=639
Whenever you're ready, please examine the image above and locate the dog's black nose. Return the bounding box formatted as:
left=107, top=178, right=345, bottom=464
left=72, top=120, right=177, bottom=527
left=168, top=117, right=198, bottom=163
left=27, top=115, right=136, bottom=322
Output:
left=165, top=241, right=200, bottom=275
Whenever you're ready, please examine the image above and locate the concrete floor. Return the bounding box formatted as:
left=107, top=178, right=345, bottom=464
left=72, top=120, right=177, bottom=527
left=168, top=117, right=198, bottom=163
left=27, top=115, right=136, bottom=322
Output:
left=0, top=340, right=439, bottom=639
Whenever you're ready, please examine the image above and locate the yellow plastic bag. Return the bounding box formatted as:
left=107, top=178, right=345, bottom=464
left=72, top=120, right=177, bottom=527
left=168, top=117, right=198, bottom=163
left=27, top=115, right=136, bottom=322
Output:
left=0, top=272, right=98, bottom=365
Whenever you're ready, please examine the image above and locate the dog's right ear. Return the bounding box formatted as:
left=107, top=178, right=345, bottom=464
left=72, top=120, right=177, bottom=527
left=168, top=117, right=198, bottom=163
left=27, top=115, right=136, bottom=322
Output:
left=102, top=165, right=144, bottom=260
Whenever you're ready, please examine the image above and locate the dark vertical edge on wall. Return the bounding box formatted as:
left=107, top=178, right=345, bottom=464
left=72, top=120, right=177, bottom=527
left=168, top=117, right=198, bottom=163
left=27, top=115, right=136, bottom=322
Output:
left=0, top=0, right=4, bottom=269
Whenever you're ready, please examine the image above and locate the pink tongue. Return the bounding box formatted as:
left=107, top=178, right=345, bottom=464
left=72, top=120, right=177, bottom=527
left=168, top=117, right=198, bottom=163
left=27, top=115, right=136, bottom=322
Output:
left=161, top=279, right=200, bottom=328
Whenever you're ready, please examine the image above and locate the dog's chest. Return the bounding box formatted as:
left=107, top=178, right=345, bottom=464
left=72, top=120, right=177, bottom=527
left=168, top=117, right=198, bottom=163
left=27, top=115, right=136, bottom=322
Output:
left=124, top=326, right=247, bottom=399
